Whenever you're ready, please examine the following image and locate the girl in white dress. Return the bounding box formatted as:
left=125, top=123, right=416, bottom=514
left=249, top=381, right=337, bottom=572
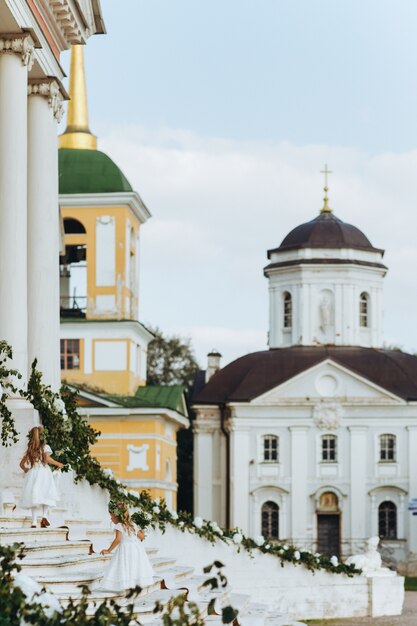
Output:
left=100, top=502, right=154, bottom=592
left=19, top=426, right=63, bottom=528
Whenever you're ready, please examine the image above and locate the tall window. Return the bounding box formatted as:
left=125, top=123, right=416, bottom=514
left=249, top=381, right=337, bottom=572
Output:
left=263, top=435, right=279, bottom=462
left=60, top=339, right=80, bottom=370
left=359, top=292, right=369, bottom=328
left=321, top=434, right=337, bottom=463
left=283, top=292, right=292, bottom=328
left=378, top=501, right=397, bottom=539
left=261, top=501, right=279, bottom=539
left=379, top=434, right=396, bottom=462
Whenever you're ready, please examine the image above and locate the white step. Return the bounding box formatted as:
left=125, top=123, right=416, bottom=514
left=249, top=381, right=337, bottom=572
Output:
left=0, top=527, right=68, bottom=544
left=23, top=540, right=92, bottom=559
left=132, top=588, right=187, bottom=616
left=21, top=552, right=111, bottom=576
left=37, top=570, right=105, bottom=594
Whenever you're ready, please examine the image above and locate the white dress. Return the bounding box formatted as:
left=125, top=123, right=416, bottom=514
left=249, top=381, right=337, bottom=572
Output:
left=100, top=523, right=154, bottom=591
left=19, top=445, right=60, bottom=508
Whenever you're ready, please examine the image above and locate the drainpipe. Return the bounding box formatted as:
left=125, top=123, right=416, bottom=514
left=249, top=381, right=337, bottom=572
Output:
left=220, top=403, right=230, bottom=529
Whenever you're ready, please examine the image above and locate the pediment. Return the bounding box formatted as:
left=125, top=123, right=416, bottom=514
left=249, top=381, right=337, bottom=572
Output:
left=252, top=359, right=403, bottom=404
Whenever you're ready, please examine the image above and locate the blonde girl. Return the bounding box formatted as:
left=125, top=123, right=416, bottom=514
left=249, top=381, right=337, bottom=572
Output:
left=19, top=426, right=63, bottom=528
left=99, top=502, right=154, bottom=591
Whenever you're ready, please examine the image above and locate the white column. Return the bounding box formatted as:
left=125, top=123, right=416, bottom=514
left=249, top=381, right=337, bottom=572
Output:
left=349, top=426, right=367, bottom=549
left=290, top=426, right=309, bottom=543
left=193, top=422, right=214, bottom=520
left=0, top=36, right=34, bottom=384
left=408, top=427, right=417, bottom=557
left=230, top=426, right=250, bottom=532
left=27, top=80, right=63, bottom=389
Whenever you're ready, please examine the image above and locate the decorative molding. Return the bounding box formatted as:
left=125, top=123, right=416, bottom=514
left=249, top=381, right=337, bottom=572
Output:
left=0, top=34, right=35, bottom=69
left=193, top=420, right=218, bottom=434
left=312, top=400, right=344, bottom=430
left=126, top=443, right=149, bottom=472
left=28, top=79, right=64, bottom=121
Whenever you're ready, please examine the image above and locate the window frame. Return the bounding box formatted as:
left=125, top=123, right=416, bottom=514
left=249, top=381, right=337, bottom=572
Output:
left=261, top=500, right=279, bottom=540
left=263, top=435, right=279, bottom=463
left=359, top=292, right=369, bottom=328
left=378, top=500, right=397, bottom=540
left=283, top=291, right=292, bottom=329
left=379, top=434, right=396, bottom=463
left=60, top=338, right=81, bottom=371
left=321, top=434, right=338, bottom=463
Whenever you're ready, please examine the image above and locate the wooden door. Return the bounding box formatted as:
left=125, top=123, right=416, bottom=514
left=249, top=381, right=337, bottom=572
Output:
left=317, top=514, right=340, bottom=558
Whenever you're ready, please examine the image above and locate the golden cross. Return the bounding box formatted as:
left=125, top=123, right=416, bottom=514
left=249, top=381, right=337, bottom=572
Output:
left=320, top=164, right=332, bottom=190
left=320, top=164, right=332, bottom=213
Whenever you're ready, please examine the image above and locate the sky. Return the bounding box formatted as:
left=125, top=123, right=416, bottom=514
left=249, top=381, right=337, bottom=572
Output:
left=60, top=0, right=417, bottom=367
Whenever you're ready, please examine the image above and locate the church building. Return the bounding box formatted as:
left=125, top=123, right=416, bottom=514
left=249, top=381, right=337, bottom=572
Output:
left=193, top=177, right=417, bottom=574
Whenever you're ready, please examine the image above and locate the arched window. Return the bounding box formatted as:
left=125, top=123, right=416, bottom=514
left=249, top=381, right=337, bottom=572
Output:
left=63, top=218, right=86, bottom=234
left=378, top=501, right=397, bottom=539
left=359, top=292, right=369, bottom=328
left=379, top=434, right=396, bottom=462
left=321, top=434, right=337, bottom=463
left=261, top=501, right=279, bottom=539
left=263, top=435, right=279, bottom=462
left=283, top=292, right=292, bottom=329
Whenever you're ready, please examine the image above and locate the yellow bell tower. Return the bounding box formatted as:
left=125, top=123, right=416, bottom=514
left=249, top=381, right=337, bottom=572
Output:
left=59, top=45, right=152, bottom=394
left=58, top=46, right=188, bottom=509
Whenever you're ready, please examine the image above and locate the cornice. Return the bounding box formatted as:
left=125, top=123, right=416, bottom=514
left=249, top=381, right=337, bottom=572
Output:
left=59, top=191, right=151, bottom=224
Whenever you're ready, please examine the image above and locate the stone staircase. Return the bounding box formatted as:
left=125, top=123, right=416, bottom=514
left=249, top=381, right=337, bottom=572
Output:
left=0, top=511, right=305, bottom=626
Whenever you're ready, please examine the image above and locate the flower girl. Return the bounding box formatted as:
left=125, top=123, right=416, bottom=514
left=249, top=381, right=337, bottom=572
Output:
left=19, top=426, right=63, bottom=528
left=100, top=502, right=154, bottom=591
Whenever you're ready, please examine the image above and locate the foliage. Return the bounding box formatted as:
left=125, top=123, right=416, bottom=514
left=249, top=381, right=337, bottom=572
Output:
left=0, top=342, right=21, bottom=446
left=146, top=325, right=199, bottom=513
left=0, top=342, right=361, bottom=578
left=146, top=326, right=200, bottom=392
left=0, top=544, right=236, bottom=626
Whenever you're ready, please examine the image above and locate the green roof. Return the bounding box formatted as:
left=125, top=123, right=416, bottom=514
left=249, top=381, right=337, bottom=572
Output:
left=59, top=148, right=133, bottom=194
left=105, top=385, right=185, bottom=414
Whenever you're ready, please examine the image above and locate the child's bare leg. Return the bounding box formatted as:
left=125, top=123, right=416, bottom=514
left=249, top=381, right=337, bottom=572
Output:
left=31, top=507, right=37, bottom=526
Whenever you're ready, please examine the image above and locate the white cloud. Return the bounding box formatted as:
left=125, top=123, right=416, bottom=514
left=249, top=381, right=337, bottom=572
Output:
left=100, top=127, right=417, bottom=365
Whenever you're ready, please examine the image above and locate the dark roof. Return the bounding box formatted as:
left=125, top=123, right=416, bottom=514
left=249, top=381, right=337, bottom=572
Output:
left=193, top=346, right=417, bottom=404
left=59, top=148, right=133, bottom=194
left=268, top=212, right=383, bottom=257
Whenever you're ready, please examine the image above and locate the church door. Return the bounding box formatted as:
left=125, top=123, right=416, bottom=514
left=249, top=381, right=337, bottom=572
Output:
left=317, top=514, right=340, bottom=558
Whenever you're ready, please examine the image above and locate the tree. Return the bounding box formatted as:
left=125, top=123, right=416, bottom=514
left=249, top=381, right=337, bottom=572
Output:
left=146, top=326, right=200, bottom=391
left=146, top=327, right=200, bottom=514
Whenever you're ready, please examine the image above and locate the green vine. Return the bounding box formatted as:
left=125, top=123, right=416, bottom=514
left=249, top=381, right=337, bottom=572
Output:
left=0, top=342, right=361, bottom=578
left=0, top=341, right=22, bottom=446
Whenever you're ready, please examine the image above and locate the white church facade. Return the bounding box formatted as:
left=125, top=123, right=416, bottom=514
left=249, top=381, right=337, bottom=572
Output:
left=193, top=186, right=417, bottom=574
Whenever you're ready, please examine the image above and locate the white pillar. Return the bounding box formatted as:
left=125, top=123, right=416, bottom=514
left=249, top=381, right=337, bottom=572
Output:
left=349, top=426, right=367, bottom=551
left=27, top=80, right=63, bottom=389
left=193, top=422, right=214, bottom=520
left=0, top=35, right=34, bottom=384
left=290, top=426, right=309, bottom=544
left=408, top=426, right=417, bottom=559
left=230, top=427, right=250, bottom=532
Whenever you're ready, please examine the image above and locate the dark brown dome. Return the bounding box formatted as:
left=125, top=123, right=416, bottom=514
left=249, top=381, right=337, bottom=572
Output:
left=270, top=212, right=381, bottom=255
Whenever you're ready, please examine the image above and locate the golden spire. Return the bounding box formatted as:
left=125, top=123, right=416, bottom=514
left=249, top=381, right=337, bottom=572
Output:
left=320, top=164, right=332, bottom=213
left=59, top=45, right=97, bottom=150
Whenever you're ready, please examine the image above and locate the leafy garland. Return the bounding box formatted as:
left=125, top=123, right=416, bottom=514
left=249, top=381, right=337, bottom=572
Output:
left=0, top=342, right=361, bottom=578
left=1, top=543, right=237, bottom=626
